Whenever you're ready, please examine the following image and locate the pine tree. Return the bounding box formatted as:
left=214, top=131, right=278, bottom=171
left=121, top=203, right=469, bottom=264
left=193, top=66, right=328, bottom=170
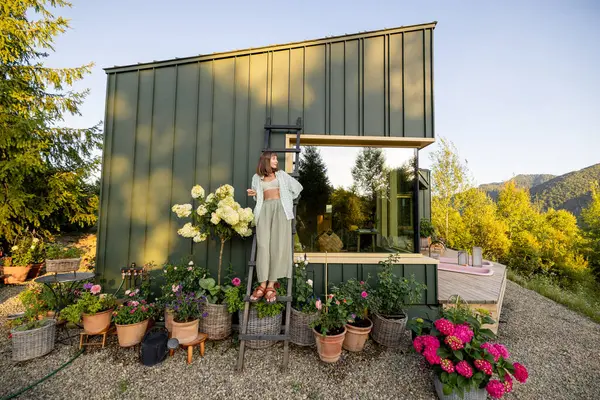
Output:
left=0, top=0, right=102, bottom=244
left=351, top=147, right=387, bottom=222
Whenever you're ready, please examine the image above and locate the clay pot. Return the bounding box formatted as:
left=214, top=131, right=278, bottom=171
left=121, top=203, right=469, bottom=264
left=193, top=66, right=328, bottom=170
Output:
left=3, top=265, right=32, bottom=284
left=171, top=319, right=199, bottom=345
left=313, top=326, right=347, bottom=363
left=164, top=309, right=174, bottom=332
left=116, top=319, right=149, bottom=347
left=27, top=262, right=44, bottom=280
left=343, top=318, right=373, bottom=352
left=82, top=309, right=113, bottom=334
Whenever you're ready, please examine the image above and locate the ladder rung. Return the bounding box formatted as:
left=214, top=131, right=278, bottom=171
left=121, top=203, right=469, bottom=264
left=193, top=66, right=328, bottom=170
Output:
left=247, top=260, right=256, bottom=267
left=243, top=295, right=292, bottom=303
left=239, top=334, right=290, bottom=341
left=264, top=124, right=303, bottom=131
left=263, top=148, right=301, bottom=153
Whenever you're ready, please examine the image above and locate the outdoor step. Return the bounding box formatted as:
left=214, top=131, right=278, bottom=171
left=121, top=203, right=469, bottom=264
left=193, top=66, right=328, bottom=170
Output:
left=262, top=148, right=301, bottom=153
left=264, top=124, right=302, bottom=131
left=239, top=334, right=290, bottom=341
left=243, top=295, right=292, bottom=303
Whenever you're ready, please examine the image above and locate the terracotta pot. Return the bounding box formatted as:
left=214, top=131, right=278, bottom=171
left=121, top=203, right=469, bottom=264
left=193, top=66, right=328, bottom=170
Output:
left=171, top=319, right=199, bottom=345
left=116, top=319, right=149, bottom=347
left=3, top=265, right=32, bottom=284
left=164, top=309, right=174, bottom=332
left=27, top=262, right=44, bottom=280
left=343, top=318, right=373, bottom=352
left=82, top=309, right=113, bottom=334
left=313, top=326, right=346, bottom=363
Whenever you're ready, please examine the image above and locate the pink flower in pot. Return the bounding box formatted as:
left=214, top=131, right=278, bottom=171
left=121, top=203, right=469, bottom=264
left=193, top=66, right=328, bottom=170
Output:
left=90, top=285, right=101, bottom=295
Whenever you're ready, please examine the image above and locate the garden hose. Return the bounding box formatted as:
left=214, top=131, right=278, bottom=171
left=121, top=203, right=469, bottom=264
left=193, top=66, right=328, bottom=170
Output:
left=1, top=348, right=85, bottom=400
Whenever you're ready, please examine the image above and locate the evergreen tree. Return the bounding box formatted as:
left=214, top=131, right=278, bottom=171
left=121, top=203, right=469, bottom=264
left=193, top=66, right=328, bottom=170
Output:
left=0, top=0, right=101, bottom=244
left=351, top=147, right=387, bottom=221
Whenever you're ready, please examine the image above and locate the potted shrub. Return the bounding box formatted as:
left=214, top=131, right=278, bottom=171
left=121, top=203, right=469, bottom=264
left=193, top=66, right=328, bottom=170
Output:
left=413, top=303, right=529, bottom=399
left=27, top=237, right=45, bottom=279
left=171, top=184, right=253, bottom=339
left=289, top=256, right=318, bottom=346
left=168, top=288, right=206, bottom=345
left=113, top=289, right=156, bottom=347
left=370, top=254, right=426, bottom=348
left=62, top=284, right=117, bottom=334
left=8, top=313, right=56, bottom=362
left=45, top=242, right=84, bottom=273
left=331, top=278, right=372, bottom=352
left=420, top=218, right=435, bottom=251
left=3, top=237, right=35, bottom=284
left=310, top=294, right=353, bottom=363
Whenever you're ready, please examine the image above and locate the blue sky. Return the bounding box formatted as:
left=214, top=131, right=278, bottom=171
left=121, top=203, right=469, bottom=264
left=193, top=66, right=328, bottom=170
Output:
left=46, top=0, right=599, bottom=185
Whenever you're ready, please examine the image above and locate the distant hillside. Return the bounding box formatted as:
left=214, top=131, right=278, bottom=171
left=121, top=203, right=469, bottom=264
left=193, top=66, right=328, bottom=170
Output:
left=480, top=174, right=555, bottom=201
left=530, top=163, right=600, bottom=217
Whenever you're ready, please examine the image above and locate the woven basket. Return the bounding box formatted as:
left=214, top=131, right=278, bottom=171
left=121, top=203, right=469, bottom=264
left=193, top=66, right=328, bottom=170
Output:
left=238, top=308, right=282, bottom=349
left=434, top=375, right=486, bottom=400
left=371, top=312, right=407, bottom=348
left=199, top=303, right=232, bottom=340
left=11, top=319, right=56, bottom=361
left=290, top=308, right=318, bottom=346
left=318, top=231, right=343, bottom=252
left=45, top=258, right=81, bottom=273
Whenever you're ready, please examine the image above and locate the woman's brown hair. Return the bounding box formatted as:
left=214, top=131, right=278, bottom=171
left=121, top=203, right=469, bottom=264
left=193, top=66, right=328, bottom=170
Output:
left=256, top=151, right=278, bottom=177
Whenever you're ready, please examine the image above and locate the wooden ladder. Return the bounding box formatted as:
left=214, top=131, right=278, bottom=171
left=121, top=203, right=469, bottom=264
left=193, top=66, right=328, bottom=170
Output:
left=236, top=117, right=303, bottom=371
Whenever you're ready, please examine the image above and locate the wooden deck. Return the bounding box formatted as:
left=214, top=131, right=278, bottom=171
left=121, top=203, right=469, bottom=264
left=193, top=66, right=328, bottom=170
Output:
left=435, top=249, right=507, bottom=333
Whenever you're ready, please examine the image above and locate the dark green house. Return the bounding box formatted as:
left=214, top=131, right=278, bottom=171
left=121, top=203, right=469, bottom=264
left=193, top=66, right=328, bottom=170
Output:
left=98, top=22, right=438, bottom=310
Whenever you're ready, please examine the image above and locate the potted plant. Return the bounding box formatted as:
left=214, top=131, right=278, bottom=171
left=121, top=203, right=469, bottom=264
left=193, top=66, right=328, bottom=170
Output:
left=407, top=316, right=434, bottom=340
left=289, top=256, right=318, bottom=346
left=310, top=294, right=353, bottom=363
left=27, top=237, right=45, bottom=279
left=8, top=312, right=56, bottom=361
left=113, top=289, right=156, bottom=347
left=370, top=254, right=427, bottom=348
left=168, top=288, right=206, bottom=345
left=198, top=268, right=242, bottom=340
left=61, top=284, right=117, bottom=334
left=45, top=242, right=84, bottom=273
left=420, top=218, right=435, bottom=251
left=331, top=278, right=372, bottom=352
left=413, top=303, right=529, bottom=399
left=3, top=237, right=35, bottom=284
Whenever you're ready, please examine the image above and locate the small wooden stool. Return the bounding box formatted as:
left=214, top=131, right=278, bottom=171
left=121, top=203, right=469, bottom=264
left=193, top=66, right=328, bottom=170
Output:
left=169, top=333, right=208, bottom=364
left=79, top=326, right=114, bottom=349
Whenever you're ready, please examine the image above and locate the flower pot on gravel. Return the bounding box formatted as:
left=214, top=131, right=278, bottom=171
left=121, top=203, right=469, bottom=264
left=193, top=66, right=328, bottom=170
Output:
left=371, top=312, right=407, bottom=348
left=116, top=319, right=149, bottom=347
left=238, top=308, right=282, bottom=349
left=171, top=319, right=199, bottom=345
left=82, top=309, right=113, bottom=334
left=343, top=318, right=372, bottom=352
left=313, top=326, right=346, bottom=363
left=199, top=302, right=231, bottom=340
left=289, top=308, right=318, bottom=346
left=164, top=309, right=174, bottom=332
left=3, top=265, right=32, bottom=284
left=433, top=375, right=486, bottom=400
left=11, top=319, right=56, bottom=361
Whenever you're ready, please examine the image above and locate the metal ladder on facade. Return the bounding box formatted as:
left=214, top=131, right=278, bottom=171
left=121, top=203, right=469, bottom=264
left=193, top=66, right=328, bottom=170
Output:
left=236, top=117, right=303, bottom=371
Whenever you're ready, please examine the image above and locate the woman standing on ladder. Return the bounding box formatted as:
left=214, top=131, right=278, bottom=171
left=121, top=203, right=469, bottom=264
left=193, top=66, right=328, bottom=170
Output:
left=247, top=151, right=303, bottom=303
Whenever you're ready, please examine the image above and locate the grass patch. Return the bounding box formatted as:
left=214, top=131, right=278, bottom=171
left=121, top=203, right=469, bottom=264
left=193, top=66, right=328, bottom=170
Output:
left=507, top=269, right=600, bottom=323
left=118, top=379, right=128, bottom=394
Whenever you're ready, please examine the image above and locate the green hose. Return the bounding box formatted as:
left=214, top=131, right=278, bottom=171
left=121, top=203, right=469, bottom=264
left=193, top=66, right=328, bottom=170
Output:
left=1, top=348, right=85, bottom=400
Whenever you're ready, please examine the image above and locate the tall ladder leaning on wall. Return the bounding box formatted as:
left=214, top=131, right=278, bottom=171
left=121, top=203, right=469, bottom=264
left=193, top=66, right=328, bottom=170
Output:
left=236, top=117, right=303, bottom=372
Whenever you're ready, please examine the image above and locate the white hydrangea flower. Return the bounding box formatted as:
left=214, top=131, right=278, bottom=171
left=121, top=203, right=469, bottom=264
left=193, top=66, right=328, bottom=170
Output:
left=191, top=185, right=205, bottom=199
left=215, top=184, right=234, bottom=199
left=188, top=261, right=194, bottom=266
left=218, top=197, right=235, bottom=209
left=307, top=279, right=313, bottom=287
left=196, top=205, right=208, bottom=216
left=193, top=233, right=208, bottom=243
left=177, top=222, right=198, bottom=238
left=211, top=212, right=221, bottom=225
left=238, top=208, right=254, bottom=223
left=171, top=203, right=192, bottom=218
left=206, top=193, right=216, bottom=203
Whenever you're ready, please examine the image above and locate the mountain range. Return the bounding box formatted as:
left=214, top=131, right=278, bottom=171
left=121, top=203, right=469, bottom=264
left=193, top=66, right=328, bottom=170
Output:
left=479, top=163, right=600, bottom=218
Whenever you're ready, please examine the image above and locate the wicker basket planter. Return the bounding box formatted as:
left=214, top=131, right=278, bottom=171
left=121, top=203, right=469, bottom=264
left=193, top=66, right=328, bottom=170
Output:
left=45, top=258, right=81, bottom=273
left=433, top=375, right=486, bottom=400
left=238, top=308, right=282, bottom=349
left=11, top=319, right=56, bottom=361
left=289, top=308, right=318, bottom=346
left=371, top=312, right=407, bottom=348
left=199, top=303, right=232, bottom=340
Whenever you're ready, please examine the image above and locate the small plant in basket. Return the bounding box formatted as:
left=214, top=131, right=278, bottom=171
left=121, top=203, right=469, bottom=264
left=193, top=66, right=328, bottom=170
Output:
left=292, top=256, right=317, bottom=313
left=45, top=242, right=84, bottom=260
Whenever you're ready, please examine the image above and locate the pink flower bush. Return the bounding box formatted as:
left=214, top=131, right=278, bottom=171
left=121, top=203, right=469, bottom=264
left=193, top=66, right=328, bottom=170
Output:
left=503, top=374, right=513, bottom=393
left=444, top=335, right=464, bottom=350
left=231, top=277, right=241, bottom=287
left=482, top=342, right=501, bottom=361
left=456, top=361, right=473, bottom=378
left=423, top=348, right=441, bottom=365
left=494, top=344, right=510, bottom=359
left=440, top=359, right=455, bottom=373
left=361, top=291, right=368, bottom=298
left=513, top=363, right=529, bottom=383
left=90, top=285, right=101, bottom=295
left=453, top=324, right=474, bottom=343
left=486, top=379, right=506, bottom=399
left=474, top=359, right=494, bottom=375
left=434, top=318, right=455, bottom=335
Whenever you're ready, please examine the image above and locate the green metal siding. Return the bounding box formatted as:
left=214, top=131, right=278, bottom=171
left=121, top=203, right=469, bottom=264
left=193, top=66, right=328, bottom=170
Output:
left=97, top=24, right=436, bottom=288
left=419, top=169, right=432, bottom=221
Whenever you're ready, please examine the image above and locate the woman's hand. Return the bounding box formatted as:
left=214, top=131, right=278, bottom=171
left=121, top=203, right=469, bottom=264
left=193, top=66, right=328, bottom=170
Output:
left=247, top=189, right=257, bottom=197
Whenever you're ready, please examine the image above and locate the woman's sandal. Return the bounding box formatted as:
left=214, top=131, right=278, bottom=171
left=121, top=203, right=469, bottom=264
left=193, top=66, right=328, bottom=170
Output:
left=250, top=286, right=266, bottom=301
left=264, top=287, right=277, bottom=303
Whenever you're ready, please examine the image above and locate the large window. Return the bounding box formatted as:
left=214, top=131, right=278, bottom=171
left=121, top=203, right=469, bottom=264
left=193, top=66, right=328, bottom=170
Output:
left=294, top=146, right=417, bottom=254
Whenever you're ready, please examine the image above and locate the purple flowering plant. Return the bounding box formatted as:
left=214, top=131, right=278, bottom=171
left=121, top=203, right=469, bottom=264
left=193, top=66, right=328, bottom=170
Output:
left=168, top=287, right=207, bottom=323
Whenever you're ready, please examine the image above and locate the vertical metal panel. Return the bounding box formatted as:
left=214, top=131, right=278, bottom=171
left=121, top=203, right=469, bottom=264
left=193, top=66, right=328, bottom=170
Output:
left=169, top=63, right=199, bottom=261
left=289, top=48, right=304, bottom=124
left=329, top=42, right=345, bottom=134
left=403, top=31, right=425, bottom=138
left=424, top=29, right=433, bottom=138
left=344, top=40, right=360, bottom=135
left=103, top=72, right=138, bottom=285
left=304, top=45, right=326, bottom=134
left=389, top=33, right=404, bottom=136
left=363, top=36, right=385, bottom=136
left=271, top=50, right=290, bottom=125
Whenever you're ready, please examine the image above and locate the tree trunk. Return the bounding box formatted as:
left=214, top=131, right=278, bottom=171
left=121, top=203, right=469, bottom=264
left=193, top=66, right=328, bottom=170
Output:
left=218, top=238, right=225, bottom=286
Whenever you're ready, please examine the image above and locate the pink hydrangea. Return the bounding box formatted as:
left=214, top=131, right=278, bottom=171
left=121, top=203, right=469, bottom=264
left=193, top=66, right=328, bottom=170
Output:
left=434, top=318, right=455, bottom=336
left=494, top=344, right=510, bottom=360
left=453, top=324, right=474, bottom=344
left=503, top=374, right=513, bottom=393
left=486, top=380, right=505, bottom=399
left=423, top=348, right=441, bottom=365
left=456, top=361, right=473, bottom=378
left=422, top=335, right=440, bottom=351
left=481, top=342, right=501, bottom=361
left=440, top=359, right=455, bottom=373
left=413, top=336, right=425, bottom=353
left=90, top=285, right=101, bottom=295
left=513, top=363, right=529, bottom=383
left=444, top=335, right=464, bottom=351
left=231, top=277, right=241, bottom=287
left=474, top=359, right=493, bottom=375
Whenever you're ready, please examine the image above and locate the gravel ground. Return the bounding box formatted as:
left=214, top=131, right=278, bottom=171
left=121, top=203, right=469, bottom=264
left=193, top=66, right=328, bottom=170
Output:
left=0, top=280, right=598, bottom=400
